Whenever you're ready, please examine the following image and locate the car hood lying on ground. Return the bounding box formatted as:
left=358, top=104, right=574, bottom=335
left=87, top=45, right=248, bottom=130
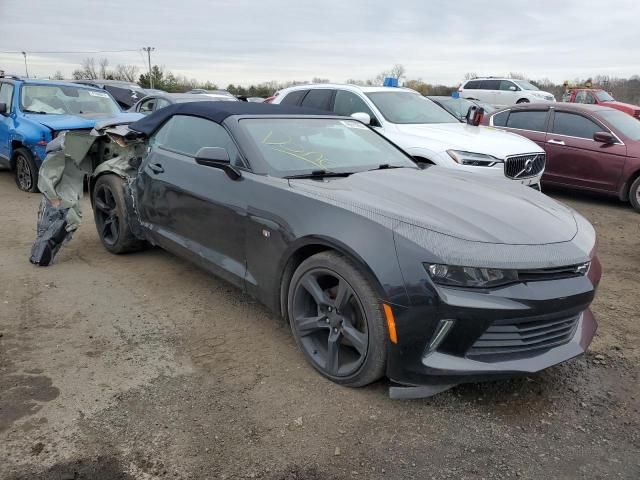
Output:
left=23, top=112, right=143, bottom=131
left=290, top=167, right=577, bottom=245
left=391, top=122, right=544, bottom=158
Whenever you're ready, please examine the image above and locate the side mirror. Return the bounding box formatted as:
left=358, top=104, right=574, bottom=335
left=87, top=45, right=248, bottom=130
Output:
left=593, top=131, right=616, bottom=144
left=195, top=147, right=241, bottom=180
left=350, top=112, right=372, bottom=125
left=465, top=106, right=484, bottom=126
left=0, top=103, right=7, bottom=115
left=509, top=86, right=517, bottom=91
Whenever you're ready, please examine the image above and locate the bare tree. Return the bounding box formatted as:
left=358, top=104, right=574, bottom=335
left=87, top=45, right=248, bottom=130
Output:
left=114, top=64, right=139, bottom=82
left=390, top=64, right=406, bottom=81
left=52, top=70, right=64, bottom=80
left=463, top=72, right=477, bottom=80
left=508, top=72, right=526, bottom=80
left=99, top=58, right=109, bottom=79
left=72, top=58, right=98, bottom=80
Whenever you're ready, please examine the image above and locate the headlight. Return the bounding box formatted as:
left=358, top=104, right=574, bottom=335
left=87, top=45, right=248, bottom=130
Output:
left=426, top=263, right=518, bottom=288
left=531, top=92, right=546, bottom=98
left=446, top=150, right=501, bottom=167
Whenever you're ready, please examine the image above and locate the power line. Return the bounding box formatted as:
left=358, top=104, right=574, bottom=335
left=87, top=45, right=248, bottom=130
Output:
left=0, top=49, right=141, bottom=54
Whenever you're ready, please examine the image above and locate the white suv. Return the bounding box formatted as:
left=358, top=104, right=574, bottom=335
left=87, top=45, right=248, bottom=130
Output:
left=459, top=78, right=556, bottom=107
left=272, top=84, right=545, bottom=188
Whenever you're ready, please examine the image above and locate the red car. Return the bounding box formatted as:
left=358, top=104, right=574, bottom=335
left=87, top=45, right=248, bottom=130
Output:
left=484, top=103, right=640, bottom=211
left=563, top=88, right=640, bottom=119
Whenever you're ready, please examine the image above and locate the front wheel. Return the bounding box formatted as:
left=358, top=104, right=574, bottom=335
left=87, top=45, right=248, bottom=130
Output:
left=92, top=174, right=146, bottom=254
left=629, top=176, right=640, bottom=213
left=516, top=98, right=530, bottom=104
left=13, top=148, right=39, bottom=192
left=287, top=251, right=387, bottom=387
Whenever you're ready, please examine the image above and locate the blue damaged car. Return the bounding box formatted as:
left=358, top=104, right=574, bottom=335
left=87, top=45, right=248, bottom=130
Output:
left=0, top=75, right=141, bottom=192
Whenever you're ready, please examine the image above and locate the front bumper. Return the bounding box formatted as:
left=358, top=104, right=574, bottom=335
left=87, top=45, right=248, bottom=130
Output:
left=385, top=257, right=601, bottom=387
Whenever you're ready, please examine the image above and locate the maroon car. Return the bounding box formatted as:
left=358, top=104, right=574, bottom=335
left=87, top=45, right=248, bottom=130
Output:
left=484, top=103, right=640, bottom=211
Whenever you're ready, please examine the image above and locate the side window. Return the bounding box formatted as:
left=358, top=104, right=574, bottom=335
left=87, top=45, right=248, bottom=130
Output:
left=0, top=83, right=14, bottom=112
left=155, top=98, right=170, bottom=110
left=480, top=80, right=501, bottom=90
left=505, top=110, right=548, bottom=132
left=280, top=90, right=307, bottom=106
left=300, top=89, right=334, bottom=111
left=152, top=115, right=243, bottom=166
left=552, top=112, right=603, bottom=139
left=464, top=80, right=480, bottom=90
left=139, top=98, right=156, bottom=113
left=333, top=90, right=376, bottom=119
left=499, top=80, right=517, bottom=91
left=492, top=110, right=510, bottom=127
left=584, top=92, right=596, bottom=105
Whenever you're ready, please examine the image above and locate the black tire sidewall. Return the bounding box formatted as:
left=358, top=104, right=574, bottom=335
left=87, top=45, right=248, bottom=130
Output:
left=629, top=177, right=640, bottom=212
left=13, top=148, right=39, bottom=193
left=286, top=251, right=387, bottom=387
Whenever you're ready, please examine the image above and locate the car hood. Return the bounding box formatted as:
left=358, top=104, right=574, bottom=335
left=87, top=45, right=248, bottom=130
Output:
left=602, top=100, right=640, bottom=113
left=389, top=123, right=543, bottom=159
left=23, top=112, right=143, bottom=131
left=289, top=167, right=577, bottom=245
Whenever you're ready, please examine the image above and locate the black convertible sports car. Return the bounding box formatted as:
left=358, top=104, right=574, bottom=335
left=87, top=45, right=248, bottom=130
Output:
left=77, top=102, right=601, bottom=397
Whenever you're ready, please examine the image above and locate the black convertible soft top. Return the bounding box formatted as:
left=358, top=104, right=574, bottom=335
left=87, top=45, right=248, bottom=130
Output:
left=128, top=101, right=334, bottom=136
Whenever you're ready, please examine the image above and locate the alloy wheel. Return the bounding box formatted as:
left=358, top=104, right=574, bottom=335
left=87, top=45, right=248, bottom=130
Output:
left=94, top=184, right=120, bottom=246
left=291, top=268, right=369, bottom=377
left=16, top=155, right=33, bottom=191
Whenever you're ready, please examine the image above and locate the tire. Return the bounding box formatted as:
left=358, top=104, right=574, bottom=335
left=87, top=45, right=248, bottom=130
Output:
left=629, top=176, right=640, bottom=212
left=13, top=147, right=39, bottom=193
left=286, top=251, right=387, bottom=387
left=516, top=98, right=530, bottom=104
left=92, top=174, right=146, bottom=254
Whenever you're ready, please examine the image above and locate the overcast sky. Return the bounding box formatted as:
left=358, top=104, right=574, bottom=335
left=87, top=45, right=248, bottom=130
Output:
left=1, top=0, right=639, bottom=87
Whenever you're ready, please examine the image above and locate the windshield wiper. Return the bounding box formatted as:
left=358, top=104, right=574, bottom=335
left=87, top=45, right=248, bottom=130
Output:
left=285, top=169, right=354, bottom=179
left=370, top=164, right=405, bottom=171
left=23, top=109, right=49, bottom=115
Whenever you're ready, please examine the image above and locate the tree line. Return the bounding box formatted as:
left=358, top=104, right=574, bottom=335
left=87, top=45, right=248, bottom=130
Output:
left=59, top=58, right=640, bottom=104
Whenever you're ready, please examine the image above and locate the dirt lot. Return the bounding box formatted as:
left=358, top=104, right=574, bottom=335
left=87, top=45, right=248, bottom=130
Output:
left=0, top=169, right=639, bottom=480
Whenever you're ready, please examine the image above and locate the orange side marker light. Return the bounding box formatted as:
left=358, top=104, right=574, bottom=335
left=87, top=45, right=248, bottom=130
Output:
left=383, top=303, right=398, bottom=344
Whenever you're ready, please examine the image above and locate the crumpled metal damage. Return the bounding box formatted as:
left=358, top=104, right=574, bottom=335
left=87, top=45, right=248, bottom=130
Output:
left=32, top=122, right=147, bottom=265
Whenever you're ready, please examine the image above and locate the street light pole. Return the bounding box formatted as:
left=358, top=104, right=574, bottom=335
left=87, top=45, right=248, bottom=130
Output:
left=21, top=51, right=29, bottom=78
left=142, top=46, right=155, bottom=89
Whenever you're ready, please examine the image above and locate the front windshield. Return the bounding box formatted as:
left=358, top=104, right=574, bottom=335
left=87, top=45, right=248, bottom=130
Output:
left=599, top=110, right=640, bottom=141
left=514, top=80, right=540, bottom=91
left=21, top=85, right=121, bottom=115
left=366, top=91, right=458, bottom=124
left=240, top=118, right=417, bottom=176
left=595, top=90, right=615, bottom=102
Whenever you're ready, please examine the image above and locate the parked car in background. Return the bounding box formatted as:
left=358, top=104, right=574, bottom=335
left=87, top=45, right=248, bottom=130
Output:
left=272, top=84, right=546, bottom=188
left=129, top=92, right=238, bottom=115
left=187, top=89, right=237, bottom=99
left=73, top=79, right=149, bottom=109
left=459, top=77, right=556, bottom=107
left=563, top=88, right=640, bottom=119
left=428, top=95, right=496, bottom=122
left=0, top=75, right=140, bottom=192
left=484, top=103, right=640, bottom=211
left=48, top=102, right=600, bottom=394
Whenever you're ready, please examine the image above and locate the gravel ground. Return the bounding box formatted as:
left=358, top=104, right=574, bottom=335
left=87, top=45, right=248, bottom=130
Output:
left=0, top=170, right=639, bottom=479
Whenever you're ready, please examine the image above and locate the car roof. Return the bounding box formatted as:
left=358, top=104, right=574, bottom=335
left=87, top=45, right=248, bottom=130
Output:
left=278, top=83, right=418, bottom=94
left=493, top=102, right=615, bottom=114
left=128, top=101, right=335, bottom=135
left=20, top=78, right=106, bottom=90
left=74, top=79, right=142, bottom=87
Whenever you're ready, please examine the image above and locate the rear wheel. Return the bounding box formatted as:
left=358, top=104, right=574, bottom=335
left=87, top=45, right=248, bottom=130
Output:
left=629, top=176, right=640, bottom=212
left=13, top=148, right=39, bottom=192
left=287, top=251, right=387, bottom=387
left=92, top=174, right=146, bottom=253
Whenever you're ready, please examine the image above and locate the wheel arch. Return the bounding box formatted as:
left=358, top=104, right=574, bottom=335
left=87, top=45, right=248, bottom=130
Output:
left=9, top=140, right=26, bottom=169
left=619, top=168, right=640, bottom=202
left=277, top=236, right=387, bottom=322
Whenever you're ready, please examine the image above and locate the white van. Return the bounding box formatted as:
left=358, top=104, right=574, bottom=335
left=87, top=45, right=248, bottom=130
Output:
left=459, top=78, right=555, bottom=107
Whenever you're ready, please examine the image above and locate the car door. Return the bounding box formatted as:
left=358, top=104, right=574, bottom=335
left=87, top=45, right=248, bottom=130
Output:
left=137, top=97, right=157, bottom=114
left=496, top=80, right=519, bottom=107
left=501, top=108, right=550, bottom=149
left=135, top=114, right=248, bottom=288
left=331, top=89, right=381, bottom=127
left=0, top=82, right=15, bottom=163
left=544, top=110, right=626, bottom=191
left=475, top=80, right=500, bottom=105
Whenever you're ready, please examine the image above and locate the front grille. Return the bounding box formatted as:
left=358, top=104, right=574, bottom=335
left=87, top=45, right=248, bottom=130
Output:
left=504, top=153, right=546, bottom=179
left=467, top=314, right=579, bottom=359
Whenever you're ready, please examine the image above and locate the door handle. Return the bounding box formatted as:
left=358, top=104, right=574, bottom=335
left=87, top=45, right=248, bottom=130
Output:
left=547, top=139, right=565, bottom=146
left=148, top=162, right=164, bottom=174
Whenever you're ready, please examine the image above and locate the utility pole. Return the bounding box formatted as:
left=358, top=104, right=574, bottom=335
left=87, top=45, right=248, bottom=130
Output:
left=142, top=46, right=155, bottom=89
left=21, top=51, right=29, bottom=78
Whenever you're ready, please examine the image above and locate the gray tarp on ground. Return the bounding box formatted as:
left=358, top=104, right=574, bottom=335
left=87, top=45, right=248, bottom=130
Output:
left=31, top=123, right=146, bottom=265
